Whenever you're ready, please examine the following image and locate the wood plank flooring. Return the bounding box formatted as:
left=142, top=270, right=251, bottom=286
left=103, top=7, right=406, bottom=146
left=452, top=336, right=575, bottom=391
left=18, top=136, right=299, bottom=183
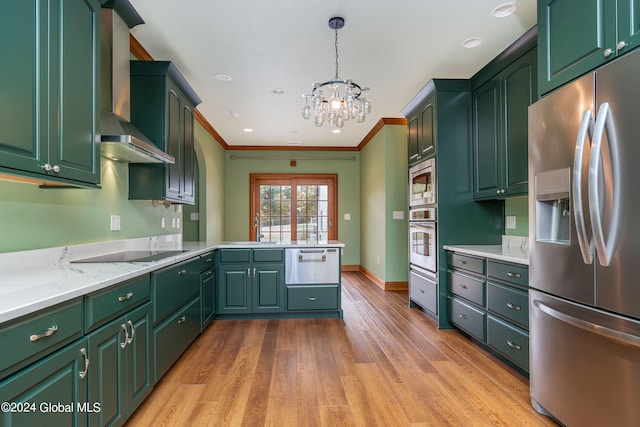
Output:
left=126, top=272, right=557, bottom=426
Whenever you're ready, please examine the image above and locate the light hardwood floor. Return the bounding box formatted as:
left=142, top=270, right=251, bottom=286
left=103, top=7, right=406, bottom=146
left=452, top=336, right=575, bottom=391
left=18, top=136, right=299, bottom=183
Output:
left=126, top=272, right=557, bottom=426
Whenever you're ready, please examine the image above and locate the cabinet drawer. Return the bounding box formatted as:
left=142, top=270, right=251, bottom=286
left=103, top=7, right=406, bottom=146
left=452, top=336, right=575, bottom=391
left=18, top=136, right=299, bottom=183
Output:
left=487, top=282, right=529, bottom=329
left=487, top=315, right=529, bottom=371
left=253, top=249, right=283, bottom=263
left=84, top=275, right=150, bottom=332
left=448, top=270, right=485, bottom=306
left=448, top=296, right=486, bottom=342
left=488, top=260, right=528, bottom=287
left=0, top=298, right=83, bottom=379
left=287, top=285, right=339, bottom=311
left=152, top=257, right=200, bottom=324
left=409, top=270, right=437, bottom=315
left=153, top=297, right=200, bottom=382
left=447, top=252, right=485, bottom=275
left=200, top=251, right=215, bottom=271
left=219, top=249, right=251, bottom=263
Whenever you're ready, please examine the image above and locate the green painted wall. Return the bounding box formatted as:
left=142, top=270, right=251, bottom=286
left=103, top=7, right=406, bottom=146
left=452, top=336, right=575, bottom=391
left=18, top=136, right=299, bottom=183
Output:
left=505, top=196, right=528, bottom=237
left=224, top=150, right=360, bottom=266
left=0, top=120, right=226, bottom=253
left=360, top=125, right=408, bottom=282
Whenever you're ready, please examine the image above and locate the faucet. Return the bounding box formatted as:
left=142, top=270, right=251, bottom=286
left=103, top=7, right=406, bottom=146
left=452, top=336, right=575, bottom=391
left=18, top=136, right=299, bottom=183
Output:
left=254, top=213, right=264, bottom=242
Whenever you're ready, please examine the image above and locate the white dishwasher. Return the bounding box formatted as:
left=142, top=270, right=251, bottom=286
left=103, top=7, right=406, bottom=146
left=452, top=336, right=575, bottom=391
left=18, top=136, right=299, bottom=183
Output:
left=285, top=248, right=340, bottom=284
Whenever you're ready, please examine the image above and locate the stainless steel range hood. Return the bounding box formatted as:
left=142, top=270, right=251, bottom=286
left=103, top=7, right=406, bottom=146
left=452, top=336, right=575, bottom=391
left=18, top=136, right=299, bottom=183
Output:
left=100, top=2, right=174, bottom=164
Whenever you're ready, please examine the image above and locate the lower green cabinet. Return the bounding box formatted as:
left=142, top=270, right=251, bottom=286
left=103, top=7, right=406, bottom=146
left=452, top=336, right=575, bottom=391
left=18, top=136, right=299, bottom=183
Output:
left=153, top=297, right=200, bottom=382
left=0, top=338, right=89, bottom=427
left=200, top=266, right=215, bottom=332
left=87, top=302, right=152, bottom=427
left=216, top=249, right=285, bottom=316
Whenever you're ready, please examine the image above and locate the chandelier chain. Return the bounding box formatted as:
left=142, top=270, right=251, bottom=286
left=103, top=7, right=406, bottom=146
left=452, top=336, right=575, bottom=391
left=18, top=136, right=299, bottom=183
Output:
left=334, top=26, right=339, bottom=79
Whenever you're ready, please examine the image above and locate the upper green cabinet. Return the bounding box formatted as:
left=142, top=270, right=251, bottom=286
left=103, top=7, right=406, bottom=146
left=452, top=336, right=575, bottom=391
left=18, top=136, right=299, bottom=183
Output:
left=538, top=0, right=640, bottom=95
left=407, top=94, right=436, bottom=165
left=473, top=47, right=537, bottom=200
left=129, top=61, right=201, bottom=204
left=0, top=0, right=101, bottom=187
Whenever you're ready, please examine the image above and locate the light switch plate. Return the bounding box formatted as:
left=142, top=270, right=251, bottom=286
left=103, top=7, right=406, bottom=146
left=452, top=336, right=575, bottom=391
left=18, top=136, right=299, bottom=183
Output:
left=392, top=210, right=404, bottom=220
left=344, top=213, right=351, bottom=220
left=506, top=215, right=517, bottom=229
left=110, top=215, right=121, bottom=231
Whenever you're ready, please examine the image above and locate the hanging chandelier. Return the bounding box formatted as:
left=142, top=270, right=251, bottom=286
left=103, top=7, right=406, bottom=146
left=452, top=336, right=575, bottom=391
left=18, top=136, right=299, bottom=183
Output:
left=302, top=17, right=371, bottom=128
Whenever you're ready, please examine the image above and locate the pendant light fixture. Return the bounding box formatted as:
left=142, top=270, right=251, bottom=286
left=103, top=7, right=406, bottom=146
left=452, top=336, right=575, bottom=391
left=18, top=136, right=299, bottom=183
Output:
left=302, top=17, right=371, bottom=128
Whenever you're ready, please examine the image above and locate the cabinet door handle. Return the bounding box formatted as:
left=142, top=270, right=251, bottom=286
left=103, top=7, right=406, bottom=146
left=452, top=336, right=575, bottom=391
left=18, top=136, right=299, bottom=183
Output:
left=506, top=340, right=521, bottom=350
left=253, top=267, right=256, bottom=279
left=178, top=316, right=186, bottom=324
left=617, top=40, right=627, bottom=51
left=307, top=297, right=319, bottom=301
left=507, top=272, right=521, bottom=279
left=120, top=324, right=129, bottom=349
left=506, top=302, right=521, bottom=311
left=30, top=325, right=58, bottom=342
left=79, top=348, right=89, bottom=380
left=177, top=269, right=187, bottom=276
left=127, top=320, right=135, bottom=344
left=118, top=292, right=134, bottom=302
left=604, top=48, right=613, bottom=57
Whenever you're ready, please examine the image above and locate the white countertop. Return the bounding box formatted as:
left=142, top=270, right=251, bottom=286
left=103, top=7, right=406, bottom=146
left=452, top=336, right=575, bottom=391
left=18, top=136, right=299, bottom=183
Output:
left=443, top=236, right=529, bottom=266
left=0, top=237, right=344, bottom=324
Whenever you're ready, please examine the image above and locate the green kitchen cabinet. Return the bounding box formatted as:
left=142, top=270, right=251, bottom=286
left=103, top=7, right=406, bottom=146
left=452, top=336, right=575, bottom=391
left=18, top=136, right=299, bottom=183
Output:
left=0, top=0, right=100, bottom=187
left=129, top=61, right=202, bottom=204
left=473, top=48, right=537, bottom=200
left=0, top=338, right=89, bottom=427
left=87, top=301, right=153, bottom=427
left=407, top=93, right=436, bottom=165
left=538, top=0, right=640, bottom=95
left=151, top=257, right=200, bottom=325
left=217, top=249, right=285, bottom=316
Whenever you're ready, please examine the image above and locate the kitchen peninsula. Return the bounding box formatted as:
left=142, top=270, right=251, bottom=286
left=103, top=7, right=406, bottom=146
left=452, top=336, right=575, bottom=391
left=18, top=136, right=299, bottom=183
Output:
left=0, top=237, right=343, bottom=426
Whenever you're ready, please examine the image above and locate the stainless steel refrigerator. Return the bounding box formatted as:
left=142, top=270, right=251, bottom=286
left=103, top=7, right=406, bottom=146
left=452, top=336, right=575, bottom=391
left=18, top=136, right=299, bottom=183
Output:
left=528, top=48, right=640, bottom=426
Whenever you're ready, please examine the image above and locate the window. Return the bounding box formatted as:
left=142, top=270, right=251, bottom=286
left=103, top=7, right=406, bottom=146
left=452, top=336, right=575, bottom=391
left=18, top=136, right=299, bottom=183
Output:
left=250, top=174, right=337, bottom=242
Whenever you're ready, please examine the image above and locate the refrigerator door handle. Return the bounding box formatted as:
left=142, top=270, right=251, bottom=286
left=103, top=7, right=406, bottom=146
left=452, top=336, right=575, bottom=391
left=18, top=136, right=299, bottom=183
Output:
left=534, top=299, right=640, bottom=348
left=572, top=110, right=594, bottom=264
left=588, top=103, right=622, bottom=266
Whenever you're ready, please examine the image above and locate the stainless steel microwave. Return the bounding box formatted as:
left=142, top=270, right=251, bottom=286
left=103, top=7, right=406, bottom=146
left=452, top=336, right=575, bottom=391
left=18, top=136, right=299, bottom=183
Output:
left=409, top=158, right=436, bottom=206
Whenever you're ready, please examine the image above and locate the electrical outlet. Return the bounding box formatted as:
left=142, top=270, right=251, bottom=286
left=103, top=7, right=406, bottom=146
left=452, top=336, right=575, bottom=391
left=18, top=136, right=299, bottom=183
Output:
left=110, top=215, right=121, bottom=231
left=161, top=217, right=165, bottom=228
left=506, top=216, right=517, bottom=229
left=376, top=256, right=380, bottom=264
left=392, top=211, right=404, bottom=220
left=176, top=218, right=181, bottom=229
left=344, top=213, right=351, bottom=220
left=172, top=218, right=177, bottom=228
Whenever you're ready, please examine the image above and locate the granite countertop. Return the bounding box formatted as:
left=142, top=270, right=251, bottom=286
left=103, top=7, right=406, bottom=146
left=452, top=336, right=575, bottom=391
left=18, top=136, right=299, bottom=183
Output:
left=443, top=236, right=529, bottom=266
left=0, top=237, right=344, bottom=324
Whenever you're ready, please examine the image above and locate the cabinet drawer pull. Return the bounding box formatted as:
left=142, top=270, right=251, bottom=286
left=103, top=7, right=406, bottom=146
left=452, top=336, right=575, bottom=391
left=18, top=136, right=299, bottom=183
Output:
left=118, top=292, right=134, bottom=302
left=506, top=272, right=521, bottom=279
left=79, top=348, right=89, bottom=380
left=419, top=289, right=425, bottom=293
left=506, top=340, right=521, bottom=350
left=458, top=314, right=468, bottom=320
left=178, top=316, right=186, bottom=324
left=127, top=320, right=135, bottom=344
left=30, top=325, right=58, bottom=342
left=206, top=270, right=213, bottom=276
left=458, top=260, right=467, bottom=265
left=120, top=324, right=129, bottom=349
left=177, top=269, right=187, bottom=276
left=458, top=284, right=468, bottom=290
left=205, top=258, right=212, bottom=263
left=506, top=302, right=521, bottom=311
left=307, top=297, right=319, bottom=301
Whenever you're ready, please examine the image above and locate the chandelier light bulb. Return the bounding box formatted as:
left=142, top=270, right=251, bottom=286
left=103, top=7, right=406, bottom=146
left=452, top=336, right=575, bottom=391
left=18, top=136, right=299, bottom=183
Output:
left=301, top=17, right=371, bottom=129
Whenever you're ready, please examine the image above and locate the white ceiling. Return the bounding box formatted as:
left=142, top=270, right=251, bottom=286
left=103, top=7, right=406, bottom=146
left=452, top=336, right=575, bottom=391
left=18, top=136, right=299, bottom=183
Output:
left=128, top=0, right=537, bottom=148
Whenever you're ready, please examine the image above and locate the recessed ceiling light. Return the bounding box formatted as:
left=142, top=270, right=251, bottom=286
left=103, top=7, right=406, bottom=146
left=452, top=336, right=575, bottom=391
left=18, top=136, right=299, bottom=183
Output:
left=229, top=110, right=240, bottom=117
left=332, top=129, right=341, bottom=134
left=461, top=37, right=484, bottom=48
left=214, top=73, right=232, bottom=81
left=272, top=89, right=286, bottom=95
left=243, top=128, right=253, bottom=133
left=491, top=3, right=517, bottom=18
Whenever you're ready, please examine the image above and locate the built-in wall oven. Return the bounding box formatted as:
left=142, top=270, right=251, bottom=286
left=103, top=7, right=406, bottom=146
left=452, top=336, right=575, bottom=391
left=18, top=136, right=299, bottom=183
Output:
left=409, top=206, right=438, bottom=316
left=409, top=158, right=436, bottom=207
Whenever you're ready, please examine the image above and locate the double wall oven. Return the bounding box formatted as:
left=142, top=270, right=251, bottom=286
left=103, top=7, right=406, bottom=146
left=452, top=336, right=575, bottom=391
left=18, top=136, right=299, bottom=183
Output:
left=409, top=159, right=438, bottom=316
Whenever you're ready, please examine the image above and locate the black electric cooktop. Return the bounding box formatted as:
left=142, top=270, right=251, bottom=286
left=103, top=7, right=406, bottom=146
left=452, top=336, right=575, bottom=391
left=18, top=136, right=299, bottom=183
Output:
left=72, top=250, right=189, bottom=263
